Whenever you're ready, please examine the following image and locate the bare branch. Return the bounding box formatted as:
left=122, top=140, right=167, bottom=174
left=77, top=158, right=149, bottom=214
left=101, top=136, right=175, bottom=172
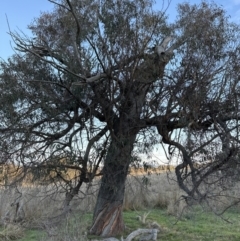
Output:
left=48, top=0, right=70, bottom=10
left=72, top=73, right=108, bottom=85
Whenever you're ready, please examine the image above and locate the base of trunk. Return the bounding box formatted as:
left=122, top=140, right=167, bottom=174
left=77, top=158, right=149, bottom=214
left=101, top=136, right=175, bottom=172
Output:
left=90, top=202, right=124, bottom=237
left=90, top=135, right=136, bottom=237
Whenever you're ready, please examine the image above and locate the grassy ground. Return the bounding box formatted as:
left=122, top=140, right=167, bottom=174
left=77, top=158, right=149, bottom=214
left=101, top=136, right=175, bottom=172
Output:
left=123, top=207, right=240, bottom=241
left=1, top=172, right=240, bottom=240
left=8, top=206, right=240, bottom=241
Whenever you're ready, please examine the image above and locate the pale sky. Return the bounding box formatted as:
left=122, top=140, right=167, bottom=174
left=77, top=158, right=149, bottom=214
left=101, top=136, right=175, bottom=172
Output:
left=1, top=0, right=240, bottom=60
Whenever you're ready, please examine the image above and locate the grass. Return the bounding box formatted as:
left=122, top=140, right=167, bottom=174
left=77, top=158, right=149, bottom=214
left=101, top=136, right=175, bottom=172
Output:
left=18, top=230, right=44, bottom=241
left=1, top=172, right=240, bottom=240
left=123, top=207, right=240, bottom=241
left=17, top=207, right=240, bottom=241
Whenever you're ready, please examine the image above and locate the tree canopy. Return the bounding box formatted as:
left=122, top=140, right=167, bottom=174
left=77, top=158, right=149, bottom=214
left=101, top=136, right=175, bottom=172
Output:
left=1, top=0, right=240, bottom=237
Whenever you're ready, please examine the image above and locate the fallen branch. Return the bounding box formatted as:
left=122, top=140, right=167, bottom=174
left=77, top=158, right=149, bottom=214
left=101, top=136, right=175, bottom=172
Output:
left=91, top=228, right=159, bottom=241
left=126, top=228, right=158, bottom=241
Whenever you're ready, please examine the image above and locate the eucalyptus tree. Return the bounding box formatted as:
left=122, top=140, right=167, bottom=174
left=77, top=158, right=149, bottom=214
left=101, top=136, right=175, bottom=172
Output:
left=1, top=0, right=240, bottom=237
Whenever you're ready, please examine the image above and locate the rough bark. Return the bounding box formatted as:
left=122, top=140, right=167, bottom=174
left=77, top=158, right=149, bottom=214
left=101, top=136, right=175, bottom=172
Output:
left=90, top=135, right=136, bottom=237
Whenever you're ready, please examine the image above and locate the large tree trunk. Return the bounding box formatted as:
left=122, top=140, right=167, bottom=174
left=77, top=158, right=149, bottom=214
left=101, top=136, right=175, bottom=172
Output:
left=90, top=135, right=136, bottom=237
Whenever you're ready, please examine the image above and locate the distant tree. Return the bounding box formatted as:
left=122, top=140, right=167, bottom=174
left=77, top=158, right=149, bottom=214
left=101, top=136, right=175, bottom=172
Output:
left=1, top=0, right=240, bottom=237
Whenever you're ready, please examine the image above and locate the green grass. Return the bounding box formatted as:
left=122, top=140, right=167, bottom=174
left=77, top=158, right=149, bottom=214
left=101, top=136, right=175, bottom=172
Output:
left=2, top=207, right=240, bottom=240
left=0, top=226, right=44, bottom=241
left=18, top=230, right=44, bottom=241
left=123, top=207, right=240, bottom=241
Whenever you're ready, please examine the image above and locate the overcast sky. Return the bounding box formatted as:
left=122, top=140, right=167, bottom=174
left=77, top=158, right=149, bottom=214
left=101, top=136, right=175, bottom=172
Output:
left=1, top=0, right=240, bottom=60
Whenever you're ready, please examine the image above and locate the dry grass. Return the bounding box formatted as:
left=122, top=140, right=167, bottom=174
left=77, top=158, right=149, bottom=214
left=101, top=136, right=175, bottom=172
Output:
left=124, top=172, right=182, bottom=210
left=0, top=171, right=182, bottom=240
left=0, top=223, right=25, bottom=240
left=0, top=183, right=98, bottom=227
left=1, top=169, right=240, bottom=240
left=2, top=171, right=238, bottom=224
